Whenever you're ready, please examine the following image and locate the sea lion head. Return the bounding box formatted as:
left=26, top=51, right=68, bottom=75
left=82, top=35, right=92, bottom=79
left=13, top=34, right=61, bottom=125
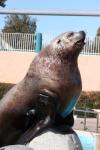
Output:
left=50, top=31, right=86, bottom=58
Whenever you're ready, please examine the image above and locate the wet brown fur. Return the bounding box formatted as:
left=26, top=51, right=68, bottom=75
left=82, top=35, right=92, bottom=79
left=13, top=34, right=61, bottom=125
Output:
left=0, top=31, right=85, bottom=146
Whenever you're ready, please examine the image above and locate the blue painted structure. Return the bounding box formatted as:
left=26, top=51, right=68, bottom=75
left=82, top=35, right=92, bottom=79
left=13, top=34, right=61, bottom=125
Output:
left=35, top=33, right=42, bottom=52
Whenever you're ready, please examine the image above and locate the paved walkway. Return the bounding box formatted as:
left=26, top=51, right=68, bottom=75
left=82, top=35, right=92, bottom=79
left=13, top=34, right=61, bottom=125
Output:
left=74, top=117, right=100, bottom=133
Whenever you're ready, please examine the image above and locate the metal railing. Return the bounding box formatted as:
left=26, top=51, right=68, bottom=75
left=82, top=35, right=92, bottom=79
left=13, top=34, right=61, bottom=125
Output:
left=82, top=37, right=100, bottom=55
left=0, top=32, right=100, bottom=55
left=43, top=35, right=100, bottom=55
left=1, top=9, right=100, bottom=17
left=74, top=109, right=100, bottom=133
left=0, top=32, right=35, bottom=52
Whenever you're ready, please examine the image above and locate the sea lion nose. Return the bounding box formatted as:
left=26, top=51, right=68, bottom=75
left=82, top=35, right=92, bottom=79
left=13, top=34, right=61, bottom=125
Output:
left=79, top=31, right=86, bottom=39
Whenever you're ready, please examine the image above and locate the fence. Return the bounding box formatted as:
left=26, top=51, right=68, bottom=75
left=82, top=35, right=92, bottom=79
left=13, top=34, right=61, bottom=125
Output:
left=0, top=32, right=100, bottom=55
left=43, top=35, right=100, bottom=55
left=0, top=32, right=35, bottom=52
left=82, top=37, right=100, bottom=55
left=74, top=109, right=100, bottom=133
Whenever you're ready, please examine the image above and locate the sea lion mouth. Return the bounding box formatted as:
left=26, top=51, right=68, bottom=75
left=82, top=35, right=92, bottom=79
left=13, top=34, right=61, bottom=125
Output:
left=76, top=39, right=85, bottom=46
left=75, top=31, right=86, bottom=48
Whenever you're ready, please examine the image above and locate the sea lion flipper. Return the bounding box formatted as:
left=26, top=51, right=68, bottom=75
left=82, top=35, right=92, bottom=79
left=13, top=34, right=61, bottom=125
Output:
left=64, top=111, right=74, bottom=127
left=16, top=115, right=51, bottom=144
left=52, top=111, right=74, bottom=133
left=17, top=93, right=59, bottom=144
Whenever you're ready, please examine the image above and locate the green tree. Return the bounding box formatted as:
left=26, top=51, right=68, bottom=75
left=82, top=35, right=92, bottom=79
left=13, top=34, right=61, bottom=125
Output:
left=91, top=27, right=100, bottom=53
left=96, top=27, right=100, bottom=36
left=2, top=15, right=37, bottom=33
left=2, top=15, right=37, bottom=50
left=0, top=0, right=6, bottom=7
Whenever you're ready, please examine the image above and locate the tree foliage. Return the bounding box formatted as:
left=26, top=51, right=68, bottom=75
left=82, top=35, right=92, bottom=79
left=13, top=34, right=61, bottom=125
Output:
left=0, top=0, right=6, bottom=7
left=2, top=15, right=37, bottom=33
left=96, top=27, right=100, bottom=36
left=89, top=27, right=100, bottom=53
left=76, top=91, right=100, bottom=109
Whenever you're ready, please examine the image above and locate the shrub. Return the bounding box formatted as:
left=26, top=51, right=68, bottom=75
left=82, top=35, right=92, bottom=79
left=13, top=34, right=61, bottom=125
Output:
left=76, top=91, right=100, bottom=109
left=0, top=82, right=14, bottom=100
left=0, top=83, right=100, bottom=110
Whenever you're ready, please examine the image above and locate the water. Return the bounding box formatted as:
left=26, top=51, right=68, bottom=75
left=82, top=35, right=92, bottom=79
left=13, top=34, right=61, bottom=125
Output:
left=77, top=132, right=95, bottom=150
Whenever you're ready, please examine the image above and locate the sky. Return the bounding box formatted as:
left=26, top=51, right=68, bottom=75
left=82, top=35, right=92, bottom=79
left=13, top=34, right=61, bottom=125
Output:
left=0, top=0, right=100, bottom=41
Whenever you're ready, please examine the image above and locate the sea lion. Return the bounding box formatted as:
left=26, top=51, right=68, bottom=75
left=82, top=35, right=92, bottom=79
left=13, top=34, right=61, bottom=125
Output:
left=0, top=31, right=85, bottom=146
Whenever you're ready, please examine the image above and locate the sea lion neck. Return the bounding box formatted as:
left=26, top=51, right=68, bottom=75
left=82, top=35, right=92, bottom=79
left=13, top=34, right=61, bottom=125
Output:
left=43, top=46, right=78, bottom=67
left=57, top=50, right=79, bottom=65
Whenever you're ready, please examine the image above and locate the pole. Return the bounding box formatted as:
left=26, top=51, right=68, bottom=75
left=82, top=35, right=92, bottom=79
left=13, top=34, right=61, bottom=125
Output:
left=84, top=110, right=87, bottom=130
left=35, top=33, right=42, bottom=53
left=96, top=114, right=99, bottom=133
left=1, top=9, right=100, bottom=17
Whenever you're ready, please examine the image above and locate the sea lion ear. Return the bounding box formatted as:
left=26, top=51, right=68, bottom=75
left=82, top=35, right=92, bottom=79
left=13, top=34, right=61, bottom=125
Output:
left=57, top=39, right=61, bottom=44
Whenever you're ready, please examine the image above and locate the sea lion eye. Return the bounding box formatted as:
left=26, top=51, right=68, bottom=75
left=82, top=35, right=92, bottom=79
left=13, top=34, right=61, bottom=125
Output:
left=67, top=32, right=74, bottom=37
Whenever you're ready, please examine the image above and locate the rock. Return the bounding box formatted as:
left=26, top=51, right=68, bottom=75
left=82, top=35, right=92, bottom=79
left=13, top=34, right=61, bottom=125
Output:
left=0, top=145, right=33, bottom=150
left=0, top=129, right=82, bottom=150
left=28, top=129, right=83, bottom=150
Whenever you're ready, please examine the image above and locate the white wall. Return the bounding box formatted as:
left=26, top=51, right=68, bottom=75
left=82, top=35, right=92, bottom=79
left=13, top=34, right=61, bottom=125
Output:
left=78, top=55, right=100, bottom=91
left=0, top=51, right=100, bottom=91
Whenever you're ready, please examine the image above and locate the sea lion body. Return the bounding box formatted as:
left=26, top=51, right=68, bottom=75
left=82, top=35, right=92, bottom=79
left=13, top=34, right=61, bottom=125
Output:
left=0, top=31, right=85, bottom=146
left=28, top=49, right=81, bottom=114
